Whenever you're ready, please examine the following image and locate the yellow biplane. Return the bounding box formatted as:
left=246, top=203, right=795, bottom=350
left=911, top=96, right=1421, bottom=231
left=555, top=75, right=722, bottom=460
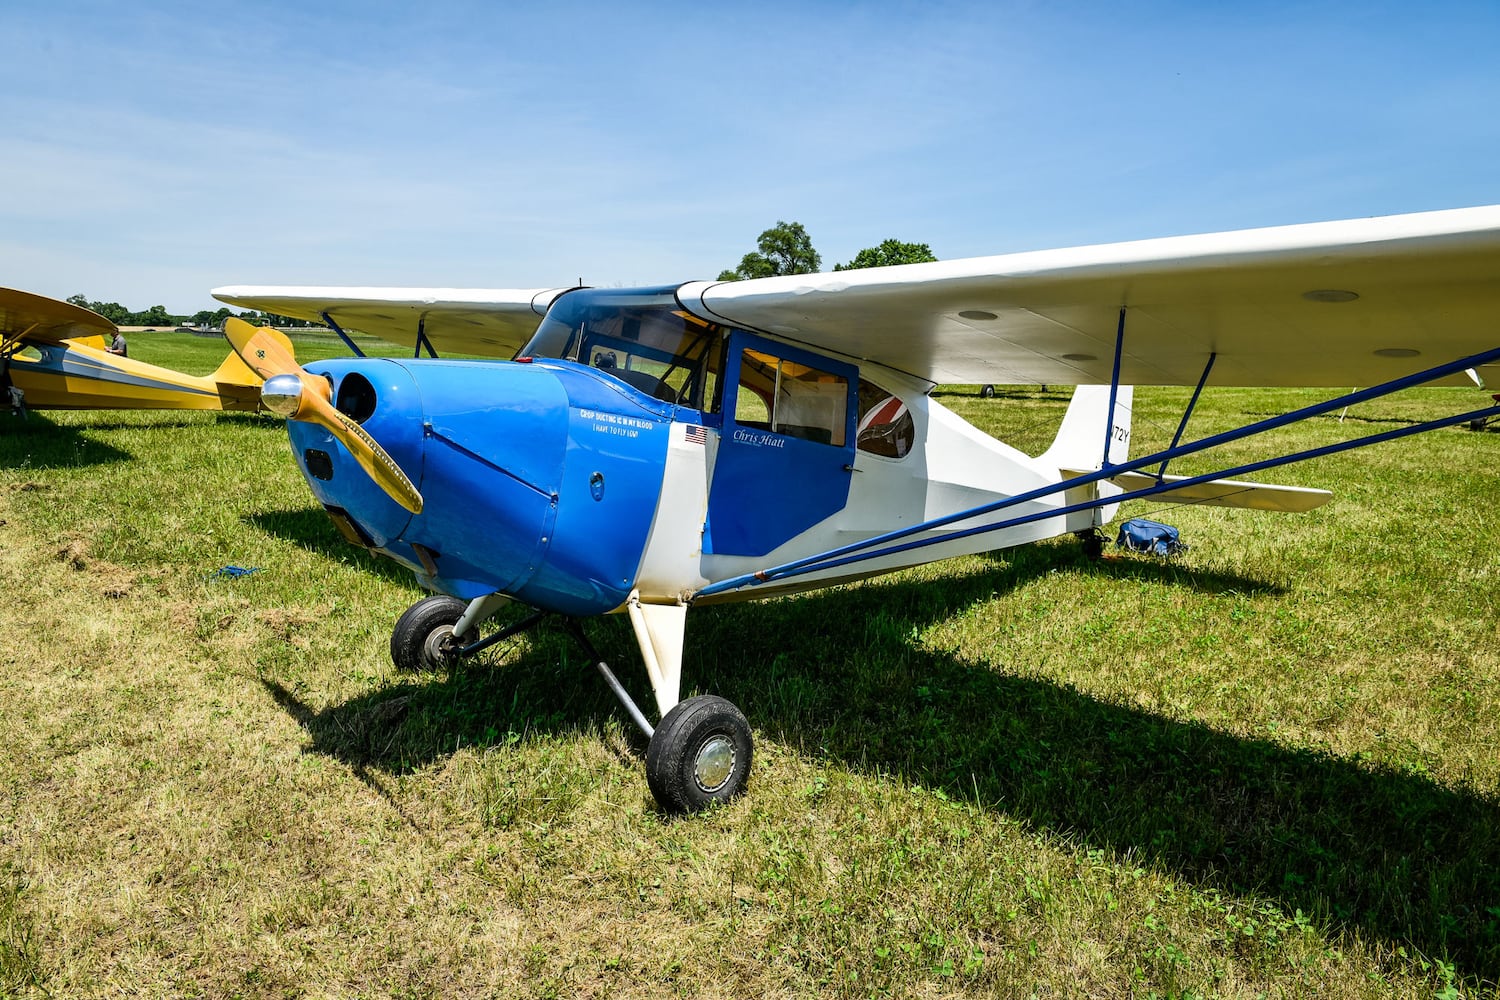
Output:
left=0, top=286, right=275, bottom=413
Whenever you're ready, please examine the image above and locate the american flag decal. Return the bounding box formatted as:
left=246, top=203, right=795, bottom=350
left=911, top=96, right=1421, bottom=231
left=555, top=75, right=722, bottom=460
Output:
left=684, top=425, right=707, bottom=445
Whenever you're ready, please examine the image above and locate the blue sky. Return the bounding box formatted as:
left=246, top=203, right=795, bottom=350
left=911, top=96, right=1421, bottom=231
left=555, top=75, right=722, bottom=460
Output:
left=3, top=0, right=1498, bottom=313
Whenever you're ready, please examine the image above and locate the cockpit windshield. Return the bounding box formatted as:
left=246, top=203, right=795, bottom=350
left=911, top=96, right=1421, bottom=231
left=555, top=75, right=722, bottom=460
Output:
left=519, top=287, right=725, bottom=410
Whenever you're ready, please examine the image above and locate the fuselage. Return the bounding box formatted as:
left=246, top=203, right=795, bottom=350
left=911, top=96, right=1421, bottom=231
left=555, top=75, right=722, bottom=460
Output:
left=286, top=286, right=1112, bottom=615
left=5, top=338, right=262, bottom=411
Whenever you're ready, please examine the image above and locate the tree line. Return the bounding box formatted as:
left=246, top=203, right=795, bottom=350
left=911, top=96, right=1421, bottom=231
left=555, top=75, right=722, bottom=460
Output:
left=64, top=296, right=317, bottom=331
left=716, top=222, right=936, bottom=280
left=65, top=225, right=929, bottom=327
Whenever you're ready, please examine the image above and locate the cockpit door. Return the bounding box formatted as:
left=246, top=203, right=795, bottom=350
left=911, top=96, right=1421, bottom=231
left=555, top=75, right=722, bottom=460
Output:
left=705, top=331, right=857, bottom=557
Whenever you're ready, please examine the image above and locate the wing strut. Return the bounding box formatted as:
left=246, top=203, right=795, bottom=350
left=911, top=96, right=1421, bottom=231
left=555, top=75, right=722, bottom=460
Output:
left=1158, top=352, right=1217, bottom=481
left=696, top=341, right=1500, bottom=599
left=1102, top=307, right=1126, bottom=469
left=414, top=316, right=439, bottom=359
left=319, top=311, right=367, bottom=359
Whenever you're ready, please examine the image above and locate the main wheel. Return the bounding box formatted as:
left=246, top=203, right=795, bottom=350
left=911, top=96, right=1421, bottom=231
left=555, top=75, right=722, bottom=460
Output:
left=645, top=695, right=753, bottom=814
left=390, top=595, right=473, bottom=672
left=978, top=384, right=996, bottom=398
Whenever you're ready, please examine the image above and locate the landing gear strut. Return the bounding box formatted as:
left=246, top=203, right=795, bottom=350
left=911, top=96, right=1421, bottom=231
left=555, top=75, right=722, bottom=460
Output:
left=387, top=593, right=753, bottom=814
left=564, top=619, right=753, bottom=814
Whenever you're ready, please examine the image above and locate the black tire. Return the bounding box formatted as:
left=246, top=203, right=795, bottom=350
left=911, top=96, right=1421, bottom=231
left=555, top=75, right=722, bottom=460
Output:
left=390, top=595, right=472, bottom=672
left=645, top=695, right=753, bottom=814
left=1077, top=530, right=1105, bottom=561
left=978, top=384, right=995, bottom=398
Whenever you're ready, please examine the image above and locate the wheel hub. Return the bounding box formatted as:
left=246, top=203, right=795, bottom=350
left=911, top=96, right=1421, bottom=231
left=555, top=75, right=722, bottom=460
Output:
left=693, top=735, right=736, bottom=793
left=422, top=625, right=462, bottom=669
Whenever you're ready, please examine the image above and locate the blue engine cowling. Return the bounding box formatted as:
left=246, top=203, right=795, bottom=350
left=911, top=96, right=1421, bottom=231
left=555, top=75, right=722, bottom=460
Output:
left=285, top=357, right=674, bottom=617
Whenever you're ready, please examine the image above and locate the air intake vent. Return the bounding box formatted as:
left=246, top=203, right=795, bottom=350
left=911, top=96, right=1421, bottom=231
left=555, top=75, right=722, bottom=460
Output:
left=303, top=448, right=334, bottom=480
left=335, top=372, right=377, bottom=423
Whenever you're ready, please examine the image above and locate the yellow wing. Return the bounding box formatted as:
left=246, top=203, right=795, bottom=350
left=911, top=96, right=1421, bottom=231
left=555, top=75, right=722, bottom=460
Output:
left=0, top=287, right=115, bottom=352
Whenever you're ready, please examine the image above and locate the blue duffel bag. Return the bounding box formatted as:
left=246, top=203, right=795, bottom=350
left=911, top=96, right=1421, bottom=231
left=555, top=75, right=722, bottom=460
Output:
left=1115, top=518, right=1186, bottom=557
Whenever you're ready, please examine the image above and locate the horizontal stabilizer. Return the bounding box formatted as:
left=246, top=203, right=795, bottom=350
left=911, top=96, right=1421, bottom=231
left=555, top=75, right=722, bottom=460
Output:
left=1064, top=469, right=1333, bottom=512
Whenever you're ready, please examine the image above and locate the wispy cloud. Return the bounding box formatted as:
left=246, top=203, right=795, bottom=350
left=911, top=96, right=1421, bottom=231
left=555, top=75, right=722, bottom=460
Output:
left=4, top=1, right=1499, bottom=310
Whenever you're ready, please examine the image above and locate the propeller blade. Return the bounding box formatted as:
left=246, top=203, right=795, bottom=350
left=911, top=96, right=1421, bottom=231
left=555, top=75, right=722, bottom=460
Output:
left=227, top=318, right=424, bottom=514
left=296, top=383, right=424, bottom=514
left=223, top=317, right=300, bottom=380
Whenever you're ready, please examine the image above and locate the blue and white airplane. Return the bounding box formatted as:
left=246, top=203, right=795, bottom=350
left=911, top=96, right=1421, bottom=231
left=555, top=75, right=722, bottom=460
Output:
left=215, top=204, right=1500, bottom=813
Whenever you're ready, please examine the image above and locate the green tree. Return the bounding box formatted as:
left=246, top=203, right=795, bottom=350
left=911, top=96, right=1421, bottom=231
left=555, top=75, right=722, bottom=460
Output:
left=135, top=304, right=173, bottom=327
left=191, top=308, right=234, bottom=329
left=717, top=220, right=821, bottom=281
left=833, top=238, right=937, bottom=271
left=65, top=295, right=131, bottom=324
left=92, top=302, right=131, bottom=324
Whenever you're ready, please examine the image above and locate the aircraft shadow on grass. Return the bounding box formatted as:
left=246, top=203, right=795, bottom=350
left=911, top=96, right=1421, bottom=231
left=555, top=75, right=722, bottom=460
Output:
left=245, top=507, right=423, bottom=586
left=0, top=414, right=132, bottom=469
left=262, top=543, right=1499, bottom=982
left=0, top=411, right=268, bottom=471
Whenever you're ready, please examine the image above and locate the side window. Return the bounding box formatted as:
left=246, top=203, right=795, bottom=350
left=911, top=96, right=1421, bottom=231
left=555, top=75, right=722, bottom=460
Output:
left=734, top=348, right=848, bottom=446
left=734, top=382, right=770, bottom=425
left=856, top=380, right=914, bottom=459
left=579, top=315, right=719, bottom=407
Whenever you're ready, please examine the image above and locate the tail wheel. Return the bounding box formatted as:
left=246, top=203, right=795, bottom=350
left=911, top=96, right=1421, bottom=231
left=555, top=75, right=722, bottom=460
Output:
left=978, top=384, right=996, bottom=398
left=1076, top=529, right=1106, bottom=561
left=390, top=595, right=473, bottom=672
left=645, top=695, right=753, bottom=813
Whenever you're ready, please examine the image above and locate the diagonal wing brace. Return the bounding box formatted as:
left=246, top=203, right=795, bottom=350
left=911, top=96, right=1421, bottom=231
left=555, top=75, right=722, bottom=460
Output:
left=697, top=341, right=1500, bottom=599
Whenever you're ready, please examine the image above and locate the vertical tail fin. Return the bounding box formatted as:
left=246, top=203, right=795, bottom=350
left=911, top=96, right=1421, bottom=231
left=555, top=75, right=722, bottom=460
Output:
left=1038, top=385, right=1133, bottom=473
left=208, top=329, right=297, bottom=412
left=1036, top=385, right=1134, bottom=532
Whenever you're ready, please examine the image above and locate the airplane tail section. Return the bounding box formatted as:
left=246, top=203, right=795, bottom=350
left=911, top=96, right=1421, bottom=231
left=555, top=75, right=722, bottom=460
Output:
left=1036, top=385, right=1133, bottom=533
left=208, top=329, right=295, bottom=411
left=209, top=345, right=261, bottom=388
left=1037, top=385, right=1133, bottom=472
left=1038, top=384, right=1334, bottom=523
left=1101, top=470, right=1332, bottom=512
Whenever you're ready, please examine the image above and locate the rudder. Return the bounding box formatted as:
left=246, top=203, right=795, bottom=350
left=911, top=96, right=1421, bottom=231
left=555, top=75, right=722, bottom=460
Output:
left=1037, top=384, right=1133, bottom=473
left=1036, top=385, right=1134, bottom=533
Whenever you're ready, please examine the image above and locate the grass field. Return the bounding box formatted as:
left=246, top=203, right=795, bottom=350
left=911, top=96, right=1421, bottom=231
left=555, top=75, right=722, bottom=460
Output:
left=2, top=332, right=1498, bottom=997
